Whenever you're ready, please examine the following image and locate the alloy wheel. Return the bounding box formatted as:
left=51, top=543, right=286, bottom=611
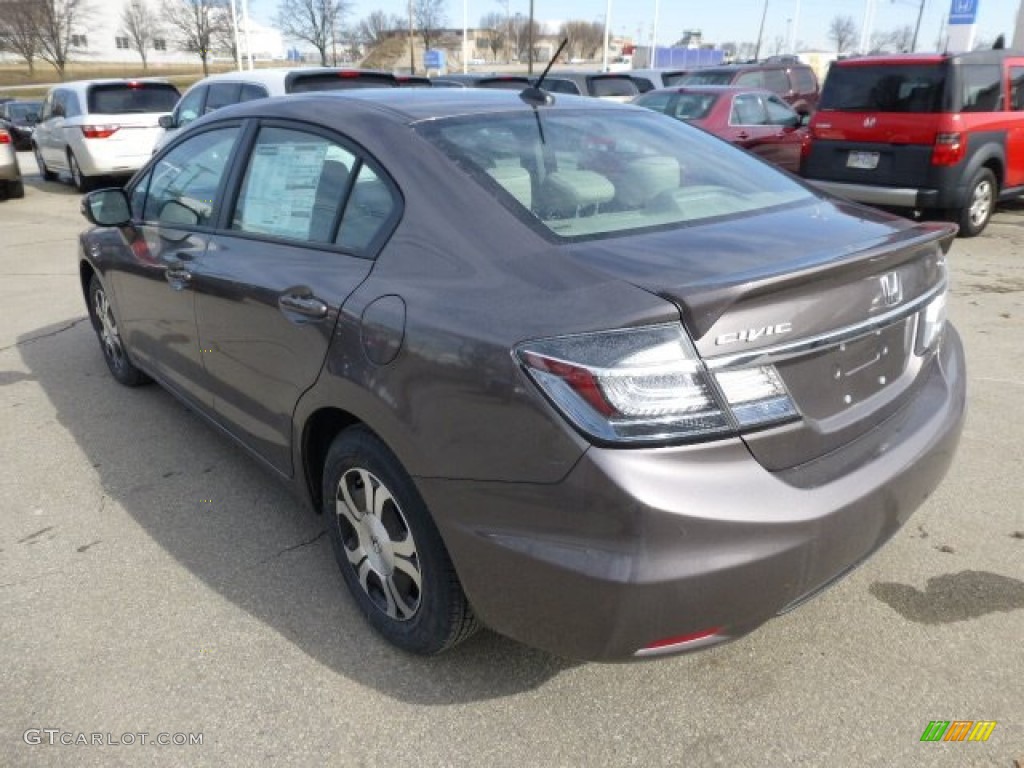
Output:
left=968, top=179, right=993, bottom=229
left=93, top=286, right=126, bottom=370
left=335, top=468, right=422, bottom=621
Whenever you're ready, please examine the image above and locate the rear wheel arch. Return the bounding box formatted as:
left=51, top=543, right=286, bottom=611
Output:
left=79, top=260, right=97, bottom=307
left=302, top=407, right=362, bottom=513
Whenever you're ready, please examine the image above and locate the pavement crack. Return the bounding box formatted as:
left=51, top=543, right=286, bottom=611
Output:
left=0, top=317, right=89, bottom=354
left=256, top=529, right=327, bottom=566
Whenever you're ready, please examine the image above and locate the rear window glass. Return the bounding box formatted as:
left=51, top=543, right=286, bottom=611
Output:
left=680, top=71, right=734, bottom=86
left=87, top=83, right=180, bottom=114
left=287, top=72, right=398, bottom=92
left=820, top=64, right=947, bottom=112
left=792, top=68, right=817, bottom=92
left=589, top=77, right=638, bottom=97
left=6, top=102, right=40, bottom=119
left=418, top=111, right=811, bottom=240
left=661, top=72, right=688, bottom=86
left=477, top=78, right=532, bottom=90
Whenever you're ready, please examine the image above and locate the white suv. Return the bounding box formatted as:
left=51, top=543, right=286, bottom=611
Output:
left=33, top=79, right=179, bottom=191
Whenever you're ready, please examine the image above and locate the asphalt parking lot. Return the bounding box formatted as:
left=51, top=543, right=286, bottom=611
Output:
left=1, top=151, right=1021, bottom=767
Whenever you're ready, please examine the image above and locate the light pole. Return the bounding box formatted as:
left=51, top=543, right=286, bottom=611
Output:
left=408, top=0, right=415, bottom=74
left=528, top=0, right=535, bottom=74
left=602, top=0, right=612, bottom=71
left=754, top=0, right=768, bottom=60
left=651, top=0, right=660, bottom=68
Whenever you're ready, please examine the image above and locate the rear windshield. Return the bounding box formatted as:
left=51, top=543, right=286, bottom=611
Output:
left=7, top=102, right=41, bottom=119
left=476, top=78, right=533, bottom=90
left=287, top=72, right=398, bottom=92
left=87, top=83, right=180, bottom=114
left=589, top=77, right=638, bottom=97
left=418, top=110, right=811, bottom=240
left=678, top=70, right=734, bottom=86
left=820, top=64, right=947, bottom=112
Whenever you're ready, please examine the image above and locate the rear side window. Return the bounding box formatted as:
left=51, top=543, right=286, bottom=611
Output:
left=631, top=77, right=655, bottom=93
left=336, top=165, right=397, bottom=252
left=1011, top=66, right=1024, bottom=110
left=680, top=71, right=733, bottom=86
left=662, top=72, right=688, bottom=86
left=287, top=72, right=398, bottom=92
left=205, top=83, right=241, bottom=113
left=763, top=69, right=790, bottom=94
left=546, top=79, right=581, bottom=95
left=232, top=127, right=359, bottom=245
left=589, top=77, right=638, bottom=97
left=959, top=64, right=1002, bottom=112
left=175, top=86, right=206, bottom=127
left=87, top=83, right=180, bottom=114
left=792, top=68, right=817, bottom=93
left=736, top=71, right=766, bottom=88
left=819, top=64, right=947, bottom=112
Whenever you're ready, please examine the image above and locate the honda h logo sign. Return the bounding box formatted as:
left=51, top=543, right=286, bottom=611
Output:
left=863, top=116, right=877, bottom=128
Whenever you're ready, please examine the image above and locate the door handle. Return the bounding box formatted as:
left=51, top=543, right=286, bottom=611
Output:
left=279, top=292, right=328, bottom=320
left=165, top=261, right=192, bottom=287
left=736, top=131, right=750, bottom=140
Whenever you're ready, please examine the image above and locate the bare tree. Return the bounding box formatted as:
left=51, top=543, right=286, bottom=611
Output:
left=870, top=25, right=912, bottom=53
left=162, top=0, right=226, bottom=76
left=413, top=0, right=446, bottom=52
left=275, top=0, right=350, bottom=67
left=478, top=11, right=504, bottom=61
left=771, top=34, right=785, bottom=56
left=560, top=20, right=597, bottom=60
left=121, top=0, right=160, bottom=69
left=35, top=0, right=93, bottom=80
left=357, top=9, right=400, bottom=45
left=0, top=0, right=45, bottom=74
left=828, top=15, right=857, bottom=54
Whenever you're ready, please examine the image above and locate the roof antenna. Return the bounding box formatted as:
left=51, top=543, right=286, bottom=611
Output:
left=520, top=38, right=568, bottom=107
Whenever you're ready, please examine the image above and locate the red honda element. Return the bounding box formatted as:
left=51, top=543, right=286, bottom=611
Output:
left=801, top=50, right=1024, bottom=236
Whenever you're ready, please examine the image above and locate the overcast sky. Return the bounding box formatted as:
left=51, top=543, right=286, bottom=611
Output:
left=248, top=0, right=1019, bottom=53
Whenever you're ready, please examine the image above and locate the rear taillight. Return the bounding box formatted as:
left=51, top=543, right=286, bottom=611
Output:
left=515, top=324, right=798, bottom=444
left=931, top=132, right=965, bottom=166
left=81, top=125, right=120, bottom=139
left=0, top=130, right=10, bottom=144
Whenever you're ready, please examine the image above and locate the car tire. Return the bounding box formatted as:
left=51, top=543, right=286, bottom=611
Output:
left=87, top=276, right=150, bottom=387
left=323, top=426, right=479, bottom=655
left=954, top=168, right=997, bottom=237
left=69, top=151, right=92, bottom=192
left=34, top=144, right=57, bottom=181
left=7, top=179, right=25, bottom=199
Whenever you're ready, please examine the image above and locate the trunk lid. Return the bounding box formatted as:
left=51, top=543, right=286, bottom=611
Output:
left=564, top=198, right=954, bottom=470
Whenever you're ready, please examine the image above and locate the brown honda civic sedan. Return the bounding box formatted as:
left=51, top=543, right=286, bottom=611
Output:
left=78, top=88, right=965, bottom=661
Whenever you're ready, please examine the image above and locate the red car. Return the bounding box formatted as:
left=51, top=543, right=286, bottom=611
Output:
left=633, top=86, right=810, bottom=173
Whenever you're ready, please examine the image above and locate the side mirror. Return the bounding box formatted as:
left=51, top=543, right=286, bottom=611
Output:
left=158, top=114, right=176, bottom=129
left=81, top=188, right=132, bottom=227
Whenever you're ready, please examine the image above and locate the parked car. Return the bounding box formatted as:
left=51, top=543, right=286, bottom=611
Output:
left=541, top=71, right=640, bottom=101
left=155, top=68, right=400, bottom=149
left=33, top=79, right=180, bottom=192
left=801, top=50, right=1024, bottom=237
left=678, top=62, right=819, bottom=115
left=78, top=89, right=964, bottom=661
left=633, top=86, right=810, bottom=173
left=0, top=99, right=43, bottom=151
left=627, top=68, right=690, bottom=93
left=0, top=126, right=24, bottom=199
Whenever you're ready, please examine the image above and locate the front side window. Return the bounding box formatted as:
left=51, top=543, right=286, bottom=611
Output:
left=419, top=110, right=812, bottom=240
left=792, top=68, right=817, bottom=93
left=736, top=71, right=767, bottom=89
left=175, top=86, right=206, bottom=127
left=143, top=127, right=240, bottom=226
left=233, top=126, right=359, bottom=244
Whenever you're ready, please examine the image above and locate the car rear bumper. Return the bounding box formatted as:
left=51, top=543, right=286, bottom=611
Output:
left=808, top=179, right=940, bottom=209
left=418, top=327, right=966, bottom=661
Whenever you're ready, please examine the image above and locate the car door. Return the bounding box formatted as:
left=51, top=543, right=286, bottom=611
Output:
left=1006, top=63, right=1024, bottom=189
left=192, top=123, right=395, bottom=474
left=112, top=124, right=244, bottom=409
left=37, top=90, right=65, bottom=165
left=726, top=92, right=775, bottom=149
left=756, top=94, right=807, bottom=172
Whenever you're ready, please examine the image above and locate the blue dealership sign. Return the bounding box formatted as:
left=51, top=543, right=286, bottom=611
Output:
left=423, top=49, right=446, bottom=69
left=948, top=0, right=978, bottom=25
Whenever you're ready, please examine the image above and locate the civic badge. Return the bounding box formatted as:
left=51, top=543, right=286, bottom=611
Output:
left=879, top=272, right=902, bottom=307
left=863, top=116, right=877, bottom=128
